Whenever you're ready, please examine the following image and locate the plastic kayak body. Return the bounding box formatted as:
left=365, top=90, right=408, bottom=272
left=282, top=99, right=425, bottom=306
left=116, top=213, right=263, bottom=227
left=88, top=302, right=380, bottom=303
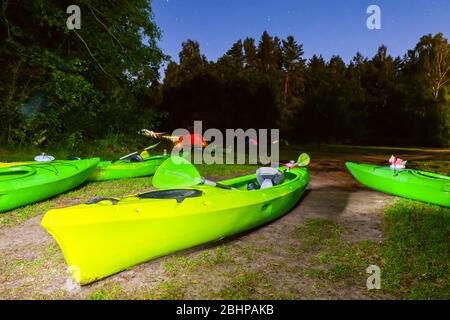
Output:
left=346, top=162, right=449, bottom=207
left=41, top=165, right=309, bottom=284
left=88, top=155, right=168, bottom=181
left=0, top=158, right=100, bottom=212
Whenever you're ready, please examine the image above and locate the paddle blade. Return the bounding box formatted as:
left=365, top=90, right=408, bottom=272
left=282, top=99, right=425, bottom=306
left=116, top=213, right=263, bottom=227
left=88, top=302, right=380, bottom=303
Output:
left=144, top=142, right=161, bottom=151
left=297, top=153, right=310, bottom=166
left=152, top=156, right=203, bottom=189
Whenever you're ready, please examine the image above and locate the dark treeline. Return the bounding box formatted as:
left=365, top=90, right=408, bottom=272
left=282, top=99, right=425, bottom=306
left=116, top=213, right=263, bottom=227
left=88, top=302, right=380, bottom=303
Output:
left=158, top=32, right=449, bottom=147
left=0, top=1, right=448, bottom=149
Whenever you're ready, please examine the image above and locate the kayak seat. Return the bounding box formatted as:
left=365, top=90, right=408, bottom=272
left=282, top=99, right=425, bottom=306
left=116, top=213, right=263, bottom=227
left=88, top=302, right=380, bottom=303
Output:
left=138, top=189, right=203, bottom=203
left=129, top=154, right=144, bottom=162
left=255, top=167, right=284, bottom=189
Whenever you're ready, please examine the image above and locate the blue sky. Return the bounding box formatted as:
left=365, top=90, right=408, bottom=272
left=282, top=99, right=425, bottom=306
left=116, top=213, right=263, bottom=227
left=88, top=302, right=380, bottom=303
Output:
left=152, top=0, right=449, bottom=64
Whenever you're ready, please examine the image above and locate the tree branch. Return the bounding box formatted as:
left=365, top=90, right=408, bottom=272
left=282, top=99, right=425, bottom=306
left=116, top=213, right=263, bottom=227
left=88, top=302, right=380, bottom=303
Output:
left=73, top=29, right=109, bottom=76
left=88, top=5, right=124, bottom=50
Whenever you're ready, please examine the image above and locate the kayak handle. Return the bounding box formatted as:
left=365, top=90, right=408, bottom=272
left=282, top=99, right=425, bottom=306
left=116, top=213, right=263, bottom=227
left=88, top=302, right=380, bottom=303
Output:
left=86, top=197, right=119, bottom=205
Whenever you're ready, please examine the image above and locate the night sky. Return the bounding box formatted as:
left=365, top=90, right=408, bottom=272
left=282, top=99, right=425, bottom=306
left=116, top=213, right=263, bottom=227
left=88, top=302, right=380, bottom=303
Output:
left=152, top=0, right=449, bottom=65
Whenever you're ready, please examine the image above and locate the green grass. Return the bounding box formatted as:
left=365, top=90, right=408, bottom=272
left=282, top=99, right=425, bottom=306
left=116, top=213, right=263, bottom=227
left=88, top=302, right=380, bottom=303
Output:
left=162, top=245, right=235, bottom=277
left=88, top=284, right=123, bottom=300
left=145, top=280, right=186, bottom=300
left=197, top=163, right=258, bottom=178
left=292, top=219, right=381, bottom=287
left=202, top=246, right=235, bottom=266
left=293, top=202, right=449, bottom=300
left=218, top=271, right=265, bottom=299
left=381, top=199, right=450, bottom=299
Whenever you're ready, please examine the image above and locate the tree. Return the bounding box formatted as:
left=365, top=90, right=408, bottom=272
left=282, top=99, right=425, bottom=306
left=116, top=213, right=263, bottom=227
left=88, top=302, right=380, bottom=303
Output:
left=411, top=33, right=450, bottom=100
left=243, top=37, right=258, bottom=71
left=158, top=32, right=448, bottom=148
left=281, top=35, right=305, bottom=102
left=257, top=31, right=282, bottom=74
left=0, top=0, right=166, bottom=146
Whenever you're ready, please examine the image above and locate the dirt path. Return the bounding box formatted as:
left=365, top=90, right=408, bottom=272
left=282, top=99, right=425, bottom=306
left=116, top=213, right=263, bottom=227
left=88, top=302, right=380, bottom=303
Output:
left=4, top=151, right=445, bottom=299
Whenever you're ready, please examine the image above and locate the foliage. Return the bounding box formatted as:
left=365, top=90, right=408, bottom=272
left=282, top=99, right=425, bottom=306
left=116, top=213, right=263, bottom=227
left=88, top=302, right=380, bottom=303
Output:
left=159, top=32, right=449, bottom=147
left=0, top=0, right=167, bottom=146
left=1, top=2, right=448, bottom=148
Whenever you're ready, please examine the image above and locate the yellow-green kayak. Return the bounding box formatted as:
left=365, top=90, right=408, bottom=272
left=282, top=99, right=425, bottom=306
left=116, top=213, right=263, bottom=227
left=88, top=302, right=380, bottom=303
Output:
left=41, top=161, right=309, bottom=284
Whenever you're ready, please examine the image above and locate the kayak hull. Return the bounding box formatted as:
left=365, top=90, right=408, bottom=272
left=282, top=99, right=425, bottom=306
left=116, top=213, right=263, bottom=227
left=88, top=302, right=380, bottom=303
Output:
left=41, top=166, right=309, bottom=284
left=346, top=162, right=449, bottom=207
left=0, top=162, right=29, bottom=168
left=0, top=158, right=100, bottom=212
left=88, top=155, right=168, bottom=181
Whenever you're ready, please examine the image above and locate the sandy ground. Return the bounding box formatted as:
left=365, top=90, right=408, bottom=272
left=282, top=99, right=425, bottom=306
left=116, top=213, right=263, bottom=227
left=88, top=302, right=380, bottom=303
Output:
left=0, top=151, right=446, bottom=299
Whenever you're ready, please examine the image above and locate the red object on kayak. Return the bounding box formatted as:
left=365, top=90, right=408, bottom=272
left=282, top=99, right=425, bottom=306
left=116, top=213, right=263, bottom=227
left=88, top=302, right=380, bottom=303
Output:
left=177, top=134, right=207, bottom=148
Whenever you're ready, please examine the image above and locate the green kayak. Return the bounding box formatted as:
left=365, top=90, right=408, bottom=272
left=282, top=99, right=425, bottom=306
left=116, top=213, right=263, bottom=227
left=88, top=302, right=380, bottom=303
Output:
left=88, top=155, right=168, bottom=181
left=41, top=157, right=310, bottom=284
left=346, top=162, right=449, bottom=207
left=0, top=158, right=100, bottom=212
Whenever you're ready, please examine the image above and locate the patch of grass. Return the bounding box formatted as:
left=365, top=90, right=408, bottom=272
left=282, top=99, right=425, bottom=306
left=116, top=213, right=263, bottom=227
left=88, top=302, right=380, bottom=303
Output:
left=268, top=289, right=298, bottom=300
left=146, top=280, right=186, bottom=300
left=161, top=245, right=235, bottom=278
left=238, top=245, right=258, bottom=261
left=292, top=219, right=350, bottom=251
left=293, top=219, right=382, bottom=289
left=381, top=199, right=449, bottom=299
left=163, top=261, right=177, bottom=276
left=197, top=163, right=258, bottom=178
left=2, top=243, right=64, bottom=279
left=175, top=256, right=199, bottom=270
left=88, top=284, right=122, bottom=300
left=202, top=246, right=235, bottom=267
left=303, top=267, right=325, bottom=279
left=272, top=201, right=448, bottom=300
left=219, top=271, right=265, bottom=299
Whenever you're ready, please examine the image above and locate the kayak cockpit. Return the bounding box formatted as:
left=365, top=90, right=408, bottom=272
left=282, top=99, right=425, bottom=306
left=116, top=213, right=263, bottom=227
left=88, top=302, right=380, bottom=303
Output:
left=138, top=189, right=203, bottom=202
left=86, top=189, right=204, bottom=205
left=0, top=166, right=36, bottom=181
left=220, top=170, right=300, bottom=191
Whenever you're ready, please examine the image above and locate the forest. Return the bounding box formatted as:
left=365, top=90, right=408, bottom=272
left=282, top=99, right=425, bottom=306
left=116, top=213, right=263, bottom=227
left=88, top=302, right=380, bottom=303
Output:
left=1, top=1, right=449, bottom=149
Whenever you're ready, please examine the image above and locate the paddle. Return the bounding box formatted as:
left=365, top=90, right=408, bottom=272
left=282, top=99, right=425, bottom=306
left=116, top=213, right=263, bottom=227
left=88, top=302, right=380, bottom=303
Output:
left=283, top=153, right=310, bottom=170
left=115, top=142, right=161, bottom=162
left=152, top=156, right=235, bottom=190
